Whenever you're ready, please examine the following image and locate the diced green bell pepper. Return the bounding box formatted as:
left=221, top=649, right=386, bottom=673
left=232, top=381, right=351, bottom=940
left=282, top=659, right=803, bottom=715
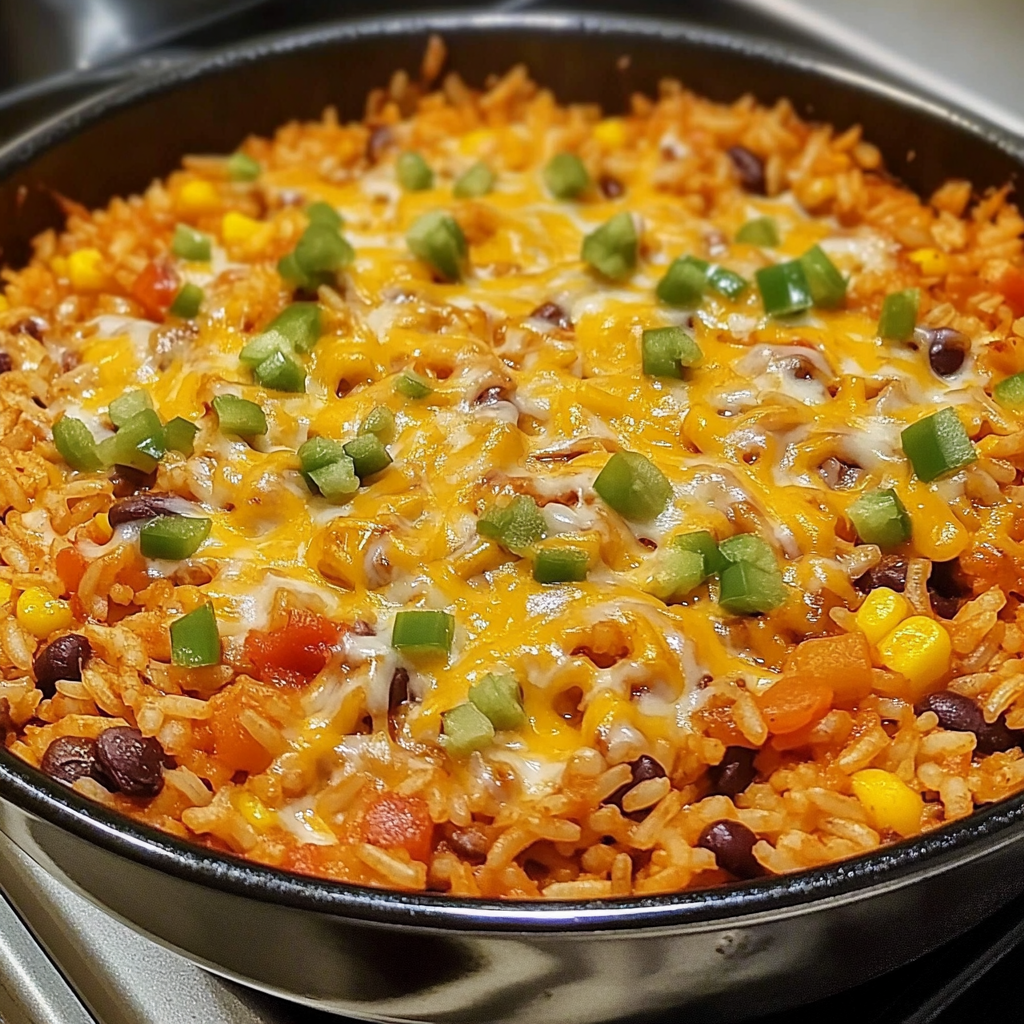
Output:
left=581, top=212, right=638, bottom=281
left=756, top=261, right=814, bottom=317
left=593, top=451, right=672, bottom=521
left=227, top=152, right=261, bottom=182
left=441, top=701, right=494, bottom=755
left=544, top=153, right=590, bottom=199
left=533, top=547, right=589, bottom=584
left=707, top=265, right=749, bottom=299
left=360, top=405, right=396, bottom=443
left=306, top=201, right=342, bottom=229
left=169, top=282, right=203, bottom=318
left=170, top=603, right=220, bottom=667
left=718, top=533, right=777, bottom=573
left=392, top=609, right=455, bottom=654
left=641, top=326, right=702, bottom=379
left=264, top=302, right=322, bottom=353
left=641, top=547, right=705, bottom=602
left=406, top=211, right=467, bottom=282
left=53, top=416, right=103, bottom=472
left=718, top=561, right=788, bottom=615
left=105, top=409, right=166, bottom=472
left=799, top=245, right=846, bottom=308
left=900, top=407, right=976, bottom=481
left=343, top=433, right=392, bottom=479
left=656, top=256, right=708, bottom=307
left=878, top=288, right=919, bottom=342
left=394, top=369, right=434, bottom=399
left=477, top=495, right=547, bottom=555
left=253, top=349, right=306, bottom=393
left=453, top=161, right=496, bottom=199
left=848, top=488, right=912, bottom=549
left=671, top=530, right=726, bottom=576
left=736, top=217, right=780, bottom=247
left=164, top=416, right=198, bottom=456
left=108, top=390, right=153, bottom=429
left=308, top=456, right=359, bottom=502
left=993, top=371, right=1024, bottom=411
left=212, top=395, right=267, bottom=438
left=397, top=151, right=434, bottom=191
left=140, top=516, right=211, bottom=560
left=171, top=224, right=211, bottom=262
left=468, top=673, right=526, bottom=730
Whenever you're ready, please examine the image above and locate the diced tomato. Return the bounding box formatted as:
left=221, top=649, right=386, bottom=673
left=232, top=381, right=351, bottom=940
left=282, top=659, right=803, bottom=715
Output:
left=243, top=609, right=342, bottom=687
left=207, top=680, right=278, bottom=775
left=996, top=266, right=1024, bottom=317
left=783, top=632, right=873, bottom=704
left=757, top=676, right=833, bottom=736
left=361, top=793, right=434, bottom=863
left=55, top=546, right=88, bottom=595
left=130, top=259, right=179, bottom=318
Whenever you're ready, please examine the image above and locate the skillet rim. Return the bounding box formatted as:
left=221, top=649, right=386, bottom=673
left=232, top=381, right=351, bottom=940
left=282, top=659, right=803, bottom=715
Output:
left=0, top=9, right=1022, bottom=934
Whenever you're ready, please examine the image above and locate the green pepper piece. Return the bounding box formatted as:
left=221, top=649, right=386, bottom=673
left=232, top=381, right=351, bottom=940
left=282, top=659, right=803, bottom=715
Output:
left=343, top=433, right=393, bottom=479
left=468, top=673, right=526, bottom=730
left=641, top=326, right=702, bottom=379
left=171, top=224, right=211, bottom=262
left=593, top=451, right=672, bottom=522
left=226, top=152, right=261, bottom=182
left=212, top=394, right=267, bottom=437
left=392, top=609, right=455, bottom=654
left=308, top=456, right=359, bottom=502
left=306, top=201, right=342, bottom=230
left=848, top=489, right=912, bottom=549
left=396, top=151, right=434, bottom=192
left=394, top=369, right=434, bottom=399
left=655, top=256, right=708, bottom=307
left=108, top=389, right=153, bottom=429
left=406, top=211, right=467, bottom=282
left=164, top=416, right=198, bottom=456
left=453, top=161, right=496, bottom=199
left=900, top=407, right=976, bottom=482
left=53, top=416, right=103, bottom=472
left=671, top=530, right=726, bottom=577
left=718, top=561, right=788, bottom=615
left=477, top=495, right=547, bottom=555
left=707, top=265, right=749, bottom=299
left=755, top=260, right=814, bottom=317
left=641, top=547, right=705, bottom=602
left=878, top=288, right=920, bottom=342
left=543, top=153, right=590, bottom=200
left=254, top=350, right=306, bottom=393
left=140, top=516, right=212, bottom=560
left=533, top=547, right=589, bottom=584
left=293, top=223, right=354, bottom=279
left=440, top=702, right=494, bottom=756
left=109, top=408, right=166, bottom=472
left=799, top=245, right=846, bottom=308
left=581, top=212, right=638, bottom=281
left=170, top=603, right=220, bottom=667
left=718, top=533, right=777, bottom=573
left=169, top=282, right=204, bottom=318
left=239, top=329, right=293, bottom=368
left=264, top=303, right=322, bottom=353
left=360, top=405, right=396, bottom=443
left=993, top=371, right=1024, bottom=411
left=736, top=217, right=780, bottom=247
left=298, top=436, right=348, bottom=475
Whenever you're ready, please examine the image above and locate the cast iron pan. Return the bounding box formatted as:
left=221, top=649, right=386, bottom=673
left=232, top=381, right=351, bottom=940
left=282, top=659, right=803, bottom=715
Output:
left=0, top=13, right=1022, bottom=1024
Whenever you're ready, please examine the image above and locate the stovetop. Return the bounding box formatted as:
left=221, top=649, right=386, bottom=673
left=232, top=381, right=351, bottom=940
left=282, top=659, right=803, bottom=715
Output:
left=0, top=2, right=1022, bottom=1022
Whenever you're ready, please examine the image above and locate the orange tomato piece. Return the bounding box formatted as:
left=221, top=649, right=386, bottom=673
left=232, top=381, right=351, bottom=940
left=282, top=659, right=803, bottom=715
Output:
left=996, top=266, right=1024, bottom=317
left=55, top=546, right=88, bottom=595
left=207, top=680, right=277, bottom=775
left=244, top=609, right=341, bottom=688
left=757, top=676, right=833, bottom=736
left=361, top=793, right=434, bottom=864
left=130, top=259, right=178, bottom=318
left=783, top=632, right=873, bottom=704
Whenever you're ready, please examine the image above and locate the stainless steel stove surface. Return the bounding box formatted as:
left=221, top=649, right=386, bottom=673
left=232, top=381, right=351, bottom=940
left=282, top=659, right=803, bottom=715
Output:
left=1, top=3, right=1023, bottom=1023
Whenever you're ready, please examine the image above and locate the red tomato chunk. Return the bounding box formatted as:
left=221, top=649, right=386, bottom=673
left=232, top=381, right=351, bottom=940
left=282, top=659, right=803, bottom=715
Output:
left=244, top=609, right=341, bottom=687
left=361, top=793, right=435, bottom=863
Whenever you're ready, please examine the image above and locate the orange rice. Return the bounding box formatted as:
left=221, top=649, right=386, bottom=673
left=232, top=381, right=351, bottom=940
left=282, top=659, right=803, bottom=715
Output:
left=0, top=37, right=1023, bottom=898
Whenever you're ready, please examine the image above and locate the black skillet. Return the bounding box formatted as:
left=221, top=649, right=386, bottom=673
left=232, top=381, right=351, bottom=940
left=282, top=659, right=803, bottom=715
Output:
left=0, top=13, right=1022, bottom=1023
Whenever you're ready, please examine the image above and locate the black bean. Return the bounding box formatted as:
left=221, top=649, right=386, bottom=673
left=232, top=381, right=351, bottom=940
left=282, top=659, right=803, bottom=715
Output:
left=928, top=559, right=969, bottom=620
left=855, top=554, right=908, bottom=593
left=0, top=352, right=12, bottom=375
left=351, top=620, right=375, bottom=636
left=727, top=145, right=766, bottom=195
left=12, top=317, right=46, bottom=341
left=708, top=746, right=758, bottom=797
left=449, top=826, right=489, bottom=864
left=529, top=302, right=572, bottom=330
left=389, top=667, right=410, bottom=711
left=33, top=634, right=92, bottom=699
left=109, top=465, right=157, bottom=498
left=95, top=727, right=166, bottom=797
left=818, top=456, right=860, bottom=491
left=602, top=754, right=666, bottom=813
left=916, top=691, right=1022, bottom=754
left=918, top=327, right=969, bottom=377
left=40, top=736, right=107, bottom=787
left=598, top=174, right=625, bottom=199
left=698, top=819, right=764, bottom=879
left=107, top=495, right=181, bottom=528
left=475, top=385, right=514, bottom=405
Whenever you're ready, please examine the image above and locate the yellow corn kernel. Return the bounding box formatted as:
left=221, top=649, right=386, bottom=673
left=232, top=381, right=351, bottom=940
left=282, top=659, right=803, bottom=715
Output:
left=855, top=587, right=910, bottom=646
left=877, top=615, right=951, bottom=696
left=221, top=210, right=262, bottom=245
left=0, top=581, right=12, bottom=605
left=0, top=294, right=8, bottom=312
left=236, top=792, right=275, bottom=831
left=851, top=768, right=924, bottom=837
left=177, top=179, right=220, bottom=216
left=67, top=248, right=107, bottom=292
left=594, top=117, right=627, bottom=148
left=907, top=247, right=949, bottom=276
left=16, top=587, right=73, bottom=639
left=89, top=512, right=113, bottom=544
left=49, top=255, right=68, bottom=278
left=459, top=129, right=494, bottom=155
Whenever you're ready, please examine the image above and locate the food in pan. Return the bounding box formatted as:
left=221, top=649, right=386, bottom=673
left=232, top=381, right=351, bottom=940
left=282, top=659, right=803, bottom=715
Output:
left=1, top=37, right=1023, bottom=899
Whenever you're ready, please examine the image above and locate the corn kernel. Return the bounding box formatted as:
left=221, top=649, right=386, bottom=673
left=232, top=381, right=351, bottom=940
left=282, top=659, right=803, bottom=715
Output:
left=855, top=587, right=910, bottom=645
left=16, top=586, right=73, bottom=639
left=459, top=129, right=495, bottom=155
left=91, top=512, right=113, bottom=544
left=594, top=118, right=627, bottom=148
left=49, top=256, right=68, bottom=278
left=67, top=248, right=107, bottom=292
left=0, top=294, right=8, bottom=313
left=221, top=210, right=262, bottom=245
left=0, top=581, right=12, bottom=605
left=907, top=247, right=949, bottom=276
left=177, top=180, right=220, bottom=216
left=877, top=615, right=951, bottom=696
left=236, top=792, right=275, bottom=831
left=851, top=768, right=924, bottom=837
